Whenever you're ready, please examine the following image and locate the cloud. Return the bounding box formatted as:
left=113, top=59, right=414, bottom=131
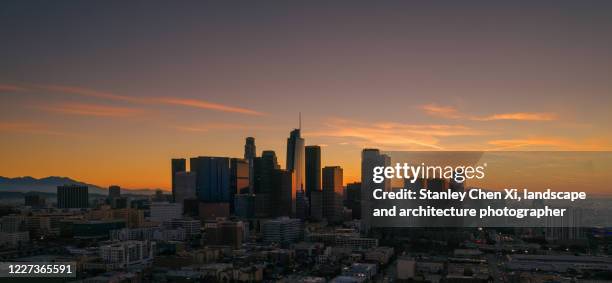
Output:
left=172, top=123, right=267, bottom=133
left=309, top=118, right=487, bottom=150
left=0, top=121, right=66, bottom=135
left=0, top=84, right=28, bottom=93
left=154, top=97, right=265, bottom=116
left=421, top=104, right=463, bottom=119
left=420, top=104, right=557, bottom=121
left=475, top=112, right=557, bottom=121
left=487, top=137, right=610, bottom=150
left=37, top=84, right=266, bottom=116
left=38, top=102, right=143, bottom=117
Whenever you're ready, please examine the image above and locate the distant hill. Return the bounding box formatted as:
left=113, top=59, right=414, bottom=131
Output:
left=0, top=176, right=158, bottom=195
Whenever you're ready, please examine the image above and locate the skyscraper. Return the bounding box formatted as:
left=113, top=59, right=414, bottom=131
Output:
left=253, top=151, right=279, bottom=217
left=286, top=129, right=304, bottom=215
left=189, top=156, right=230, bottom=203
left=305, top=145, right=321, bottom=200
left=174, top=171, right=197, bottom=205
left=323, top=166, right=343, bottom=223
left=171, top=158, right=186, bottom=201
left=361, top=149, right=390, bottom=233
left=273, top=169, right=294, bottom=217
left=244, top=137, right=256, bottom=194
left=230, top=158, right=250, bottom=213
left=345, top=182, right=361, bottom=220
left=57, top=184, right=89, bottom=209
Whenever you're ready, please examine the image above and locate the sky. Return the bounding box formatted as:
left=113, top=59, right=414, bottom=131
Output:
left=1, top=1, right=611, bottom=189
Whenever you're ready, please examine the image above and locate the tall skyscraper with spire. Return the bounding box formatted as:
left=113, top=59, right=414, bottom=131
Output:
left=286, top=114, right=305, bottom=215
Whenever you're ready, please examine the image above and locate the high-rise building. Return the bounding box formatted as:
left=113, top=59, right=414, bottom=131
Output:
left=190, top=156, right=230, bottom=203
left=360, top=149, right=390, bottom=233
left=234, top=194, right=255, bottom=218
left=171, top=158, right=186, bottom=201
left=310, top=191, right=323, bottom=221
left=174, top=171, right=197, bottom=205
left=273, top=169, right=294, bottom=217
left=262, top=217, right=303, bottom=244
left=108, top=185, right=121, bottom=199
left=286, top=129, right=304, bottom=215
left=230, top=158, right=250, bottom=212
left=305, top=145, right=321, bottom=206
left=253, top=151, right=280, bottom=217
left=323, top=166, right=344, bottom=223
left=24, top=194, right=46, bottom=208
left=244, top=137, right=256, bottom=194
left=57, top=185, right=89, bottom=209
left=345, top=182, right=361, bottom=219
left=150, top=202, right=182, bottom=222
left=204, top=219, right=245, bottom=248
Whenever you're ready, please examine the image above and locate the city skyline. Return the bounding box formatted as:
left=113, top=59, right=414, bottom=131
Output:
left=2, top=1, right=612, bottom=189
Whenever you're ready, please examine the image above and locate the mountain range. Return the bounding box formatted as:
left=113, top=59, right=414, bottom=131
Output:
left=0, top=176, right=158, bottom=195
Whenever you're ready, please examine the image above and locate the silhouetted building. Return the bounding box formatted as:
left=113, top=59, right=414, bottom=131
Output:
left=286, top=129, right=304, bottom=215
left=273, top=169, right=293, bottom=217
left=190, top=156, right=230, bottom=203
left=230, top=158, right=250, bottom=212
left=205, top=219, right=245, bottom=248
left=108, top=185, right=121, bottom=199
left=174, top=171, right=197, bottom=205
left=345, top=182, right=361, bottom=219
left=24, top=194, right=45, bottom=208
left=171, top=158, right=186, bottom=201
left=244, top=137, right=256, bottom=194
left=310, top=191, right=323, bottom=221
left=253, top=151, right=280, bottom=217
left=361, top=149, right=390, bottom=233
left=305, top=145, right=321, bottom=217
left=57, top=185, right=89, bottom=209
left=323, top=166, right=343, bottom=223
left=234, top=194, right=255, bottom=218
left=263, top=217, right=303, bottom=244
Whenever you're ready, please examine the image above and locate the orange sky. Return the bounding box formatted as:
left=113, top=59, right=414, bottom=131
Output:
left=1, top=1, right=612, bottom=190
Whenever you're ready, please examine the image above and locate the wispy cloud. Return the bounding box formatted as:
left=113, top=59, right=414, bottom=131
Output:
left=475, top=112, right=557, bottom=121
left=0, top=121, right=66, bottom=136
left=421, top=104, right=463, bottom=119
left=39, top=84, right=265, bottom=116
left=421, top=103, right=557, bottom=121
left=487, top=137, right=610, bottom=150
left=0, top=84, right=28, bottom=93
left=172, top=123, right=267, bottom=133
left=38, top=102, right=143, bottom=117
left=309, top=118, right=487, bottom=150
left=154, top=97, right=265, bottom=116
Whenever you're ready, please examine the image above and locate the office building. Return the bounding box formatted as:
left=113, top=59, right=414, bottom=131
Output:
left=24, top=194, right=46, bottom=208
left=274, top=169, right=294, bottom=217
left=305, top=145, right=321, bottom=200
left=100, top=240, right=155, bottom=268
left=310, top=191, right=323, bottom=221
left=286, top=128, right=304, bottom=215
left=244, top=137, right=256, bottom=193
left=345, top=182, right=361, bottom=219
left=150, top=202, right=182, bottom=222
left=230, top=158, right=250, bottom=212
left=323, top=166, right=344, bottom=223
left=190, top=156, right=230, bottom=202
left=361, top=149, right=390, bottom=233
left=174, top=171, right=197, bottom=205
left=253, top=151, right=280, bottom=217
left=57, top=184, right=89, bottom=209
left=171, top=158, right=186, bottom=201
left=204, top=219, right=245, bottom=248
left=262, top=217, right=303, bottom=244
